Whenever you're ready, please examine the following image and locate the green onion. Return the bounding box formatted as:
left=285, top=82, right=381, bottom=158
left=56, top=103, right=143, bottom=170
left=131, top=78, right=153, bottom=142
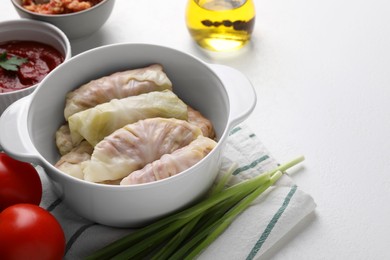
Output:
left=182, top=171, right=282, bottom=259
left=150, top=163, right=237, bottom=260
left=85, top=156, right=304, bottom=260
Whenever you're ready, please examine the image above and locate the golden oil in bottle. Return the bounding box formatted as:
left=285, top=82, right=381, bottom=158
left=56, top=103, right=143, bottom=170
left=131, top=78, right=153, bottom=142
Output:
left=185, top=0, right=255, bottom=52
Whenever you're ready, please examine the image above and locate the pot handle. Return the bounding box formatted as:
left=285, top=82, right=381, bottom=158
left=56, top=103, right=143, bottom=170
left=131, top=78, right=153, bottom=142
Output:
left=210, top=64, right=257, bottom=128
left=0, top=95, right=41, bottom=165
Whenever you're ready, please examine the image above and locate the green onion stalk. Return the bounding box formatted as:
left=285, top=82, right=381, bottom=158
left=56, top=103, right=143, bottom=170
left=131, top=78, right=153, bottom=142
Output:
left=85, top=156, right=304, bottom=260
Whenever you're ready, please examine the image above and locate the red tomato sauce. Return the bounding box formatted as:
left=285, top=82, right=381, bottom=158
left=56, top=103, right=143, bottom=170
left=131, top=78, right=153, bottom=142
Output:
left=0, top=41, right=64, bottom=93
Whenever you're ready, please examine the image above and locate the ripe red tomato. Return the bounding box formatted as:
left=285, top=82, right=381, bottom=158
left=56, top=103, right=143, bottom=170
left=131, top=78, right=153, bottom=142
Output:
left=0, top=204, right=66, bottom=260
left=0, top=152, right=42, bottom=211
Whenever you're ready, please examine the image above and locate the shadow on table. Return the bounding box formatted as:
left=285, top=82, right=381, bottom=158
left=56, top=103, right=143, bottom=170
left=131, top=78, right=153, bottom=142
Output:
left=68, top=29, right=112, bottom=56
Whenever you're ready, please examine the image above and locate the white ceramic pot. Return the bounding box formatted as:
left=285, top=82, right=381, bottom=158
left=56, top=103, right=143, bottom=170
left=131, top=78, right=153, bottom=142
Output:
left=0, top=43, right=256, bottom=227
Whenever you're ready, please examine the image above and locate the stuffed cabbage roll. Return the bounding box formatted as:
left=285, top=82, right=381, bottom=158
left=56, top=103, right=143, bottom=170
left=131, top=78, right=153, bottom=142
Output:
left=64, top=64, right=173, bottom=120
left=68, top=90, right=188, bottom=146
left=55, top=141, right=94, bottom=180
left=82, top=117, right=203, bottom=183
left=55, top=124, right=73, bottom=155
left=188, top=106, right=216, bottom=139
left=120, top=136, right=217, bottom=185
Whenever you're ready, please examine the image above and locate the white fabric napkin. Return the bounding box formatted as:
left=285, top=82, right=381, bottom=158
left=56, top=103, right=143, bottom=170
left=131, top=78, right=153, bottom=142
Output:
left=38, top=123, right=316, bottom=259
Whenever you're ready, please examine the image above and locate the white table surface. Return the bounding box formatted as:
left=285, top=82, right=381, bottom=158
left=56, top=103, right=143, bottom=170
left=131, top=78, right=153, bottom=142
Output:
left=2, top=0, right=390, bottom=259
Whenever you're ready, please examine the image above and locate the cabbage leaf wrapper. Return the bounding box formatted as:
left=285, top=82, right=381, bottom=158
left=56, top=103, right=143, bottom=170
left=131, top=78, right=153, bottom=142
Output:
left=82, top=118, right=203, bottom=183
left=187, top=106, right=216, bottom=139
left=68, top=90, right=188, bottom=146
left=64, top=64, right=173, bottom=120
left=55, top=141, right=94, bottom=180
left=120, top=136, right=217, bottom=185
left=55, top=124, right=73, bottom=156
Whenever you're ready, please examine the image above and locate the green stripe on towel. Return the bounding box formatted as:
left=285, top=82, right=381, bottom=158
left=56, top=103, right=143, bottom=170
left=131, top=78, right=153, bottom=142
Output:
left=229, top=126, right=242, bottom=135
left=233, top=155, right=270, bottom=176
left=65, top=223, right=96, bottom=255
left=246, top=185, right=298, bottom=260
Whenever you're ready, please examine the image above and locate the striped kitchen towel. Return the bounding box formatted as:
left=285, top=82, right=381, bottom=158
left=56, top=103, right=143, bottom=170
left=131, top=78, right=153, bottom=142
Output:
left=38, top=123, right=316, bottom=260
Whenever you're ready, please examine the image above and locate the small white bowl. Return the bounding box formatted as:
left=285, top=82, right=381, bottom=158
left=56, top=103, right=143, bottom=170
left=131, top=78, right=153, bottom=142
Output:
left=10, top=0, right=115, bottom=39
left=0, top=19, right=71, bottom=115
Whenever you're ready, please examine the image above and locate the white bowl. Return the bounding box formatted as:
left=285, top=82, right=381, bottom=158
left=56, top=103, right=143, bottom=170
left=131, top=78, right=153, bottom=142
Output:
left=0, top=19, right=71, bottom=115
left=0, top=43, right=256, bottom=227
left=10, top=0, right=115, bottom=39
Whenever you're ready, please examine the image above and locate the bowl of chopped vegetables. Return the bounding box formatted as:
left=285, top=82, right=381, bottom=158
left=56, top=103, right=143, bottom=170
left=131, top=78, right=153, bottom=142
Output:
left=0, top=43, right=256, bottom=227
left=0, top=19, right=71, bottom=115
left=10, top=0, right=115, bottom=39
